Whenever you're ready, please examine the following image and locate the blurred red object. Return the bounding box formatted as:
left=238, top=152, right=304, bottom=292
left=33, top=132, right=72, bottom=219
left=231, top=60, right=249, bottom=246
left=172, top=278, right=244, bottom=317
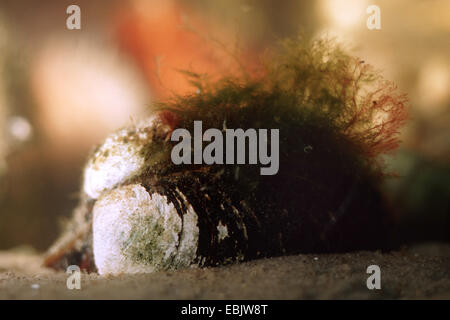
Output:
left=114, top=0, right=256, bottom=100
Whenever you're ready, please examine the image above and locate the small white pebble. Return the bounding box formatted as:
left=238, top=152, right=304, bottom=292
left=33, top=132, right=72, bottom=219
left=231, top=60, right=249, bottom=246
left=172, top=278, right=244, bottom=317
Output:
left=31, top=284, right=40, bottom=290
left=313, top=257, right=319, bottom=261
left=217, top=221, right=229, bottom=242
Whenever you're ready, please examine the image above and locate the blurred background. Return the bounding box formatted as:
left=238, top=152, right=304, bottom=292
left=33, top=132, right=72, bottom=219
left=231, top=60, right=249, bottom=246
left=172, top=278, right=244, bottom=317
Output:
left=0, top=0, right=448, bottom=252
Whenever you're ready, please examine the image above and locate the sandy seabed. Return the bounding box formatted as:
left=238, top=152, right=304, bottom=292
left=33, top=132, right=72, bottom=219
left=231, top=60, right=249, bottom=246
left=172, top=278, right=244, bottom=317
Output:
left=0, top=243, right=448, bottom=299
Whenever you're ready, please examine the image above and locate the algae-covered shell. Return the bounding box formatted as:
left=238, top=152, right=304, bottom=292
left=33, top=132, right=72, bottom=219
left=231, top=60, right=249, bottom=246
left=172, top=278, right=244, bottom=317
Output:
left=43, top=115, right=173, bottom=272
left=44, top=36, right=407, bottom=273
left=44, top=113, right=389, bottom=274
left=93, top=184, right=199, bottom=275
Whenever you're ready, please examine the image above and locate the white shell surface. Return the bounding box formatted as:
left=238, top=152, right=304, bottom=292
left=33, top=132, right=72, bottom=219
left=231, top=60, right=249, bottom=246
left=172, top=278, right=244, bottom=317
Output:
left=83, top=129, right=147, bottom=199
left=82, top=115, right=167, bottom=200
left=92, top=184, right=199, bottom=275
